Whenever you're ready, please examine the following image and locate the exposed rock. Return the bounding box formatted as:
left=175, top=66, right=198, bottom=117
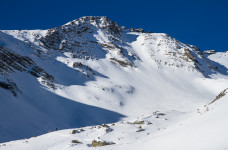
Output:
left=71, top=140, right=82, bottom=144
left=0, top=47, right=55, bottom=95
left=39, top=16, right=123, bottom=51
left=205, top=88, right=228, bottom=106
left=0, top=47, right=34, bottom=73
left=153, top=111, right=165, bottom=118
left=91, top=140, right=115, bottom=147
left=97, top=124, right=113, bottom=133
left=129, top=28, right=145, bottom=33
left=183, top=48, right=198, bottom=62
left=0, top=80, right=20, bottom=97
left=72, top=129, right=85, bottom=134
left=136, top=126, right=145, bottom=132
left=110, top=58, right=132, bottom=67
left=203, top=50, right=217, bottom=55
left=97, top=124, right=109, bottom=129
left=133, top=120, right=145, bottom=124
left=73, top=62, right=95, bottom=77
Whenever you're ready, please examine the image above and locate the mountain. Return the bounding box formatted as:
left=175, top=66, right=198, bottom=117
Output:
left=0, top=16, right=227, bottom=149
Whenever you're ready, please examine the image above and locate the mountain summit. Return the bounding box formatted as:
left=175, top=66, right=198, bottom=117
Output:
left=0, top=17, right=227, bottom=149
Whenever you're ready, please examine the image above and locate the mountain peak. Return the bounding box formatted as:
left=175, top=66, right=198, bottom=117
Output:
left=63, top=16, right=122, bottom=31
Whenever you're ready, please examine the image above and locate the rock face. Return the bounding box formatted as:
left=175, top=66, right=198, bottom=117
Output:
left=39, top=16, right=122, bottom=50
left=0, top=47, right=34, bottom=73
left=0, top=46, right=54, bottom=96
left=0, top=16, right=227, bottom=143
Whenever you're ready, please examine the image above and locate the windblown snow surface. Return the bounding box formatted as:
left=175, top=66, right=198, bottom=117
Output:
left=0, top=16, right=227, bottom=150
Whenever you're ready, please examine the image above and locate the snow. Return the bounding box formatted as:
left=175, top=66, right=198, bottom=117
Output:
left=0, top=16, right=228, bottom=149
left=208, top=51, right=228, bottom=69
left=1, top=94, right=228, bottom=150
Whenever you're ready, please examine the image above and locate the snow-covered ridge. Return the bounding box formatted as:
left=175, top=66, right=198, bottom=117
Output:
left=0, top=16, right=228, bottom=148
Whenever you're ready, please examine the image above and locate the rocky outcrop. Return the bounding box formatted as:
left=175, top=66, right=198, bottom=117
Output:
left=0, top=47, right=54, bottom=96
left=73, top=62, right=95, bottom=77
left=110, top=58, right=133, bottom=67
left=39, top=16, right=123, bottom=51
left=0, top=80, right=20, bottom=96
left=0, top=47, right=34, bottom=73
left=203, top=50, right=217, bottom=55
left=208, top=88, right=228, bottom=105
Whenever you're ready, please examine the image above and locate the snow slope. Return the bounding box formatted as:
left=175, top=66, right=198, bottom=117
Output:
left=0, top=16, right=228, bottom=147
left=1, top=89, right=227, bottom=150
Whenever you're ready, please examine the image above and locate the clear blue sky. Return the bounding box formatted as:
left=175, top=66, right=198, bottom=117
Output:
left=0, top=0, right=227, bottom=52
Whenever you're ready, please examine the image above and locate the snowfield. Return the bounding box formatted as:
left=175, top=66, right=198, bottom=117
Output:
left=1, top=92, right=228, bottom=150
left=0, top=16, right=227, bottom=149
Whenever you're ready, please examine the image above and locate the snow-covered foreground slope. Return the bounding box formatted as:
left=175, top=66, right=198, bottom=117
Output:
left=135, top=88, right=228, bottom=150
left=0, top=16, right=228, bottom=147
left=1, top=89, right=228, bottom=150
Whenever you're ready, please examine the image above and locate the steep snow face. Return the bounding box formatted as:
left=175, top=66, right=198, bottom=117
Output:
left=0, top=16, right=228, bottom=143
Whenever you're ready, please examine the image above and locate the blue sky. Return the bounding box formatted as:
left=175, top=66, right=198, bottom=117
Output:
left=0, top=0, right=227, bottom=51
